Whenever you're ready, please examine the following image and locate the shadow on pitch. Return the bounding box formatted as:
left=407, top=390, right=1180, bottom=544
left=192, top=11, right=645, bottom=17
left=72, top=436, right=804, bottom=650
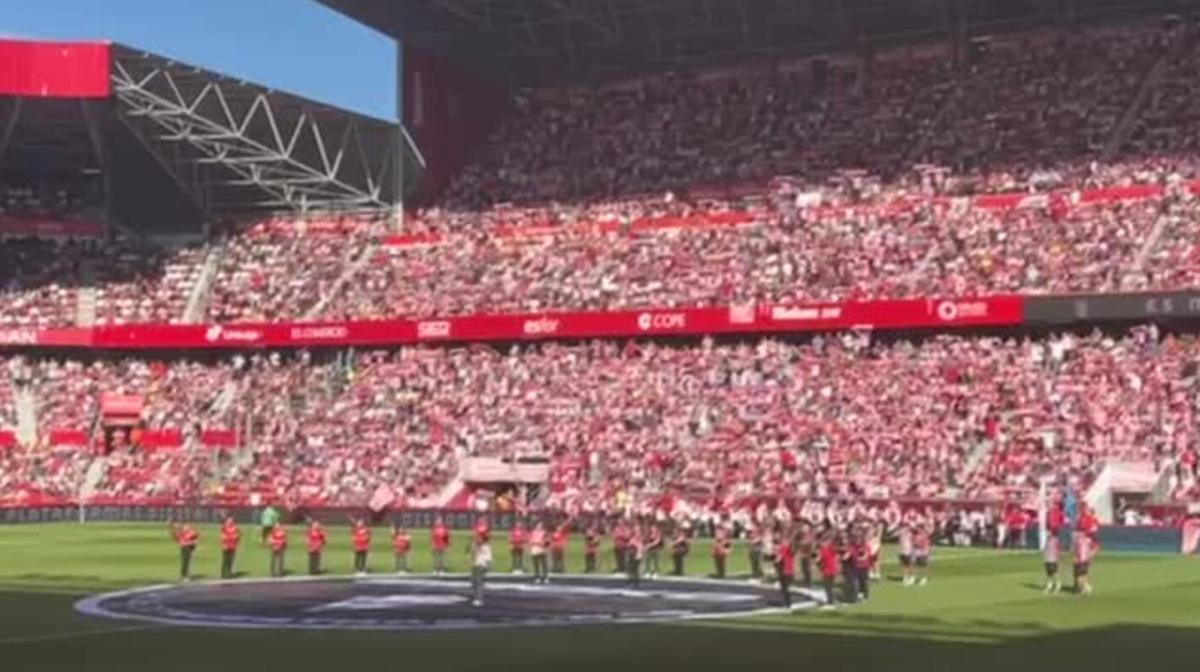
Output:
left=0, top=585, right=1196, bottom=672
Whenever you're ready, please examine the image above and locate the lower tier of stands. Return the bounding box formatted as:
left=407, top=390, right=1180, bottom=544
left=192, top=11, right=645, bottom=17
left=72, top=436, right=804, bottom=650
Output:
left=2, top=326, right=1198, bottom=512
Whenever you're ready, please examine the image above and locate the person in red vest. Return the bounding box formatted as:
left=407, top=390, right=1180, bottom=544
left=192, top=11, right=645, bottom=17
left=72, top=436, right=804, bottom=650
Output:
left=612, top=520, right=630, bottom=574
left=307, top=519, right=327, bottom=575
left=1006, top=506, right=1029, bottom=549
left=219, top=515, right=241, bottom=580
left=746, top=524, right=764, bottom=580
left=775, top=528, right=796, bottom=609
left=711, top=525, right=732, bottom=579
left=1047, top=501, right=1067, bottom=535
left=550, top=522, right=568, bottom=574
left=431, top=516, right=451, bottom=575
left=170, top=521, right=199, bottom=582
left=645, top=523, right=664, bottom=579
left=817, top=533, right=841, bottom=608
left=529, top=520, right=549, bottom=584
left=849, top=531, right=873, bottom=602
left=392, top=524, right=412, bottom=574
left=509, top=520, right=528, bottom=574
left=1043, top=501, right=1067, bottom=593
left=626, top=524, right=645, bottom=588
left=1077, top=504, right=1100, bottom=536
left=268, top=522, right=288, bottom=577
left=584, top=523, right=602, bottom=573
left=473, top=516, right=491, bottom=545
left=796, top=522, right=817, bottom=587
left=867, top=522, right=884, bottom=580
left=1073, top=505, right=1100, bottom=595
left=838, top=531, right=858, bottom=602
left=912, top=523, right=932, bottom=586
left=670, top=525, right=690, bottom=576
left=1043, top=520, right=1062, bottom=593
left=351, top=518, right=372, bottom=575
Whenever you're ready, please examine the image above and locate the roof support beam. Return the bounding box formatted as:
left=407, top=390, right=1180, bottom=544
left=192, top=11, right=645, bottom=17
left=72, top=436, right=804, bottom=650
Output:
left=0, top=98, right=23, bottom=166
left=111, top=56, right=391, bottom=212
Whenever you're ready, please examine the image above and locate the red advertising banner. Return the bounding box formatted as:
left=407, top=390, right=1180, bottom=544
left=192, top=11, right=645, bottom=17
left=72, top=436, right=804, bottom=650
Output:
left=62, top=295, right=1022, bottom=350
left=47, top=429, right=89, bottom=446
left=138, top=429, right=183, bottom=450
left=99, top=393, right=144, bottom=418
left=0, top=327, right=93, bottom=347
left=0, top=40, right=111, bottom=98
left=200, top=429, right=239, bottom=448
left=0, top=217, right=105, bottom=237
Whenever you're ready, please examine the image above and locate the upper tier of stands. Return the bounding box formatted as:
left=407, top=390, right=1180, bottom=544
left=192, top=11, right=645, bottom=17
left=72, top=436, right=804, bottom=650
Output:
left=3, top=21, right=1200, bottom=328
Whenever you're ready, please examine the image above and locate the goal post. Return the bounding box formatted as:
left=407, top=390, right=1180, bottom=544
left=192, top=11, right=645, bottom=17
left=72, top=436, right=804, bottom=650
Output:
left=1037, top=477, right=1051, bottom=551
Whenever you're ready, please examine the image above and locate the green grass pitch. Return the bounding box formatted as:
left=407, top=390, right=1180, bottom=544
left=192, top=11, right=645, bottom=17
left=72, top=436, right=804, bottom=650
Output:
left=0, top=523, right=1197, bottom=671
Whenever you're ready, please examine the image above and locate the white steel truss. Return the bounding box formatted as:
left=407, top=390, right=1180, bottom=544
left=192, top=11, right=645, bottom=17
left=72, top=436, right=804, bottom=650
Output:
left=110, top=54, right=402, bottom=212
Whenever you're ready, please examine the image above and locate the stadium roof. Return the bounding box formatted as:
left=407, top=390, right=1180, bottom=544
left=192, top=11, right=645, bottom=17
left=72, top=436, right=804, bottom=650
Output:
left=322, top=0, right=1182, bottom=88
left=108, top=44, right=424, bottom=213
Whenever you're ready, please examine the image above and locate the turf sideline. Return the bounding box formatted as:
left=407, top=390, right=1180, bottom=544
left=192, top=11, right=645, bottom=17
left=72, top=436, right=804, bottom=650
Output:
left=0, top=625, right=162, bottom=647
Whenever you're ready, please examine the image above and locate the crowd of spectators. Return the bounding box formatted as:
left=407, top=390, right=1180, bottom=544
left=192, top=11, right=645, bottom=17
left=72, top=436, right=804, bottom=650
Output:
left=93, top=242, right=207, bottom=325
left=4, top=18, right=1200, bottom=519
left=438, top=47, right=954, bottom=208
left=32, top=357, right=235, bottom=434
left=0, top=238, right=86, bottom=327
left=440, top=21, right=1188, bottom=210
left=0, top=21, right=1199, bottom=326
left=204, top=218, right=385, bottom=323
left=913, top=24, right=1179, bottom=192
left=1118, top=35, right=1200, bottom=177
left=5, top=327, right=1198, bottom=509
left=322, top=194, right=1168, bottom=319
left=0, top=236, right=209, bottom=327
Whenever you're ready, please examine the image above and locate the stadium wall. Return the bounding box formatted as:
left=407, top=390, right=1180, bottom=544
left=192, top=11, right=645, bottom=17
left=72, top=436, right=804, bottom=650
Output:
left=1096, top=526, right=1186, bottom=554
left=401, top=46, right=507, bottom=196
left=0, top=505, right=521, bottom=529
left=0, top=40, right=110, bottom=98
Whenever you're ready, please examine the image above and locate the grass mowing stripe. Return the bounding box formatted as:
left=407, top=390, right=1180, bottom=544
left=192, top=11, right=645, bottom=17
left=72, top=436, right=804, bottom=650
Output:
left=0, top=625, right=163, bottom=647
left=1, top=523, right=1196, bottom=672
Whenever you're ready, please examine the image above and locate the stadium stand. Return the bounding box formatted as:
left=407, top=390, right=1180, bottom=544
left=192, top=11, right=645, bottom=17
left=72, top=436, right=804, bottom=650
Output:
left=2, top=327, right=1199, bottom=509
left=3, top=12, right=1200, bottom=520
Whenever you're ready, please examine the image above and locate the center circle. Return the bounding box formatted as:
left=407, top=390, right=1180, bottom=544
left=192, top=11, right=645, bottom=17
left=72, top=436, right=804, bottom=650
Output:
left=76, top=574, right=810, bottom=632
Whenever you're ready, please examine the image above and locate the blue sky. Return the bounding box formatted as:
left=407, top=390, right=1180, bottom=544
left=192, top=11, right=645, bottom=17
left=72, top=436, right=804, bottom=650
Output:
left=0, top=0, right=397, bottom=120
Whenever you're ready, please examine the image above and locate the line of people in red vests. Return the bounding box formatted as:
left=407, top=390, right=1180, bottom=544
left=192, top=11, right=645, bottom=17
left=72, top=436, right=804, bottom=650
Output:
left=169, top=508, right=1102, bottom=606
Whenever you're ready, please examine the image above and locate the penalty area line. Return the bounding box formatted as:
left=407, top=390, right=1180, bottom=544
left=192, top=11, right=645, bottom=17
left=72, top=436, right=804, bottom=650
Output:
left=0, top=624, right=163, bottom=647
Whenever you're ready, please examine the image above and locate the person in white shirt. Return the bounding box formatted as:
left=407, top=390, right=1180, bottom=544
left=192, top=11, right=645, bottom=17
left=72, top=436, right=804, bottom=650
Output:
left=471, top=533, right=493, bottom=607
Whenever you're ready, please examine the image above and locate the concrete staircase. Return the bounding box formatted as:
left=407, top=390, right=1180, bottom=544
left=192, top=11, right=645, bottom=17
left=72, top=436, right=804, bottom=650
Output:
left=428, top=474, right=467, bottom=509
left=1102, top=56, right=1170, bottom=160
left=75, top=261, right=98, bottom=327
left=1125, top=208, right=1173, bottom=286
left=14, top=386, right=38, bottom=446
left=183, top=244, right=224, bottom=323
left=960, top=438, right=995, bottom=487
left=303, top=241, right=379, bottom=320
left=899, top=80, right=959, bottom=171
left=210, top=378, right=240, bottom=420
left=79, top=456, right=108, bottom=501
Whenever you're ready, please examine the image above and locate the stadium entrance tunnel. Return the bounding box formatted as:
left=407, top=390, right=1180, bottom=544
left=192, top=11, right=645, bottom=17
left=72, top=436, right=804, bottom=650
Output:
left=75, top=574, right=815, bottom=631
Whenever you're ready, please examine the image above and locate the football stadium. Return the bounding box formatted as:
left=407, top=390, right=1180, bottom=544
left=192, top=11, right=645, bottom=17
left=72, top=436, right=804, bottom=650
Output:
left=2, top=0, right=1200, bottom=669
